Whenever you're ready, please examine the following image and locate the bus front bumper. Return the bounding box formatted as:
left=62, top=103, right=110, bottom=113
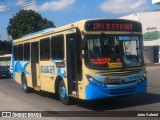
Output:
left=85, top=79, right=147, bottom=100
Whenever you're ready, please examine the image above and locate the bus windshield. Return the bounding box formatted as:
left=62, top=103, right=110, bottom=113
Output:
left=0, top=56, right=11, bottom=66
left=84, top=35, right=144, bottom=69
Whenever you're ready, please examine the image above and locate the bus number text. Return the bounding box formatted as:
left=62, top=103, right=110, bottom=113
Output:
left=40, top=66, right=55, bottom=74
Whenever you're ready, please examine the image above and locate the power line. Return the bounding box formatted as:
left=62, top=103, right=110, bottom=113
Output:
left=0, top=0, right=39, bottom=15
left=0, top=0, right=49, bottom=15
left=1, top=0, right=40, bottom=15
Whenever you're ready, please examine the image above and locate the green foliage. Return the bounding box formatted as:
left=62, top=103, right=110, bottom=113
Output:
left=0, top=40, right=12, bottom=55
left=7, top=10, right=55, bottom=40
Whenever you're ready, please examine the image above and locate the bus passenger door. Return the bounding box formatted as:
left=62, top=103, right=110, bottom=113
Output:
left=31, top=42, right=40, bottom=87
left=66, top=29, right=82, bottom=96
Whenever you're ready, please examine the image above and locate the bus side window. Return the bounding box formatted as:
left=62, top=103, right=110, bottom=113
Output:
left=24, top=43, right=30, bottom=61
left=18, top=44, right=24, bottom=61
left=51, top=35, right=64, bottom=60
left=13, top=45, right=18, bottom=61
left=40, top=38, right=50, bottom=61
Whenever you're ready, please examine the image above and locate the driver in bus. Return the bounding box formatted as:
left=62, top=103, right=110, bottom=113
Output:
left=108, top=38, right=121, bottom=62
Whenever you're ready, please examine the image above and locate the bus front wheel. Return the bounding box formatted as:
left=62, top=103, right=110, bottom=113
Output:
left=22, top=75, right=31, bottom=93
left=59, top=80, right=70, bottom=105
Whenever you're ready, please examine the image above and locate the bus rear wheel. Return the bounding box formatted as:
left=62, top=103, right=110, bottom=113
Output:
left=22, top=75, right=32, bottom=93
left=59, top=80, right=70, bottom=105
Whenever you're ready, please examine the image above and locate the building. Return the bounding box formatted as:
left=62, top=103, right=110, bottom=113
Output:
left=152, top=0, right=160, bottom=4
left=120, top=11, right=160, bottom=63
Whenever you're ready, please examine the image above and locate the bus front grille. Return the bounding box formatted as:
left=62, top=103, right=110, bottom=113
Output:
left=109, top=87, right=135, bottom=95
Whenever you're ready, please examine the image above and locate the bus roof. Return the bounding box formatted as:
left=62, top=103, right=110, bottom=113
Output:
left=14, top=19, right=87, bottom=43
left=13, top=18, right=141, bottom=43
left=0, top=54, right=12, bottom=57
left=21, top=28, right=55, bottom=38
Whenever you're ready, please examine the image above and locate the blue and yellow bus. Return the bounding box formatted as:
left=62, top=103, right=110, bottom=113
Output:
left=13, top=19, right=147, bottom=104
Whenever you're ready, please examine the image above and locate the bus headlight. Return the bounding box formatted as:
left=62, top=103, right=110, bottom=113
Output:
left=144, top=73, right=147, bottom=77
left=137, top=76, right=146, bottom=83
left=86, top=74, right=94, bottom=82
left=86, top=74, right=107, bottom=87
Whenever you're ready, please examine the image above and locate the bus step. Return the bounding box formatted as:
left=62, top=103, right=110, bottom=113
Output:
left=72, top=91, right=77, bottom=95
left=34, top=86, right=41, bottom=91
left=69, top=94, right=78, bottom=98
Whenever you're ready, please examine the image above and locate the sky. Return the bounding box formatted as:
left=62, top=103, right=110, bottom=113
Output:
left=0, top=0, right=160, bottom=40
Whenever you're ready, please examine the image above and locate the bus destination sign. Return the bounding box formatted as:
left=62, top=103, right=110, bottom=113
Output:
left=85, top=19, right=142, bottom=32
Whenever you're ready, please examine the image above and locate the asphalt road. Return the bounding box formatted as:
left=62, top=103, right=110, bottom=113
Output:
left=0, top=66, right=160, bottom=119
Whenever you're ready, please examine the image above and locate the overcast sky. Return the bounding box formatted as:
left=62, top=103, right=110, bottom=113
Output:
left=0, top=0, right=159, bottom=40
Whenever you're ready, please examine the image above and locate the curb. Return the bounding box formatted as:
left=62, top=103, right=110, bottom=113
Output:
left=146, top=63, right=160, bottom=66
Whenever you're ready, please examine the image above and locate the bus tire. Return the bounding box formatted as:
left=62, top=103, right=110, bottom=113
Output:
left=22, top=75, right=31, bottom=93
left=59, top=80, right=70, bottom=105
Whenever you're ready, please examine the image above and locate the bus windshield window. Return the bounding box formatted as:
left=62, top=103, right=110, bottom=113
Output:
left=84, top=35, right=143, bottom=69
left=119, top=36, right=143, bottom=67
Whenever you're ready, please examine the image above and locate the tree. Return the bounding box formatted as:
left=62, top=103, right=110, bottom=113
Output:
left=0, top=40, right=12, bottom=55
left=7, top=10, right=55, bottom=40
